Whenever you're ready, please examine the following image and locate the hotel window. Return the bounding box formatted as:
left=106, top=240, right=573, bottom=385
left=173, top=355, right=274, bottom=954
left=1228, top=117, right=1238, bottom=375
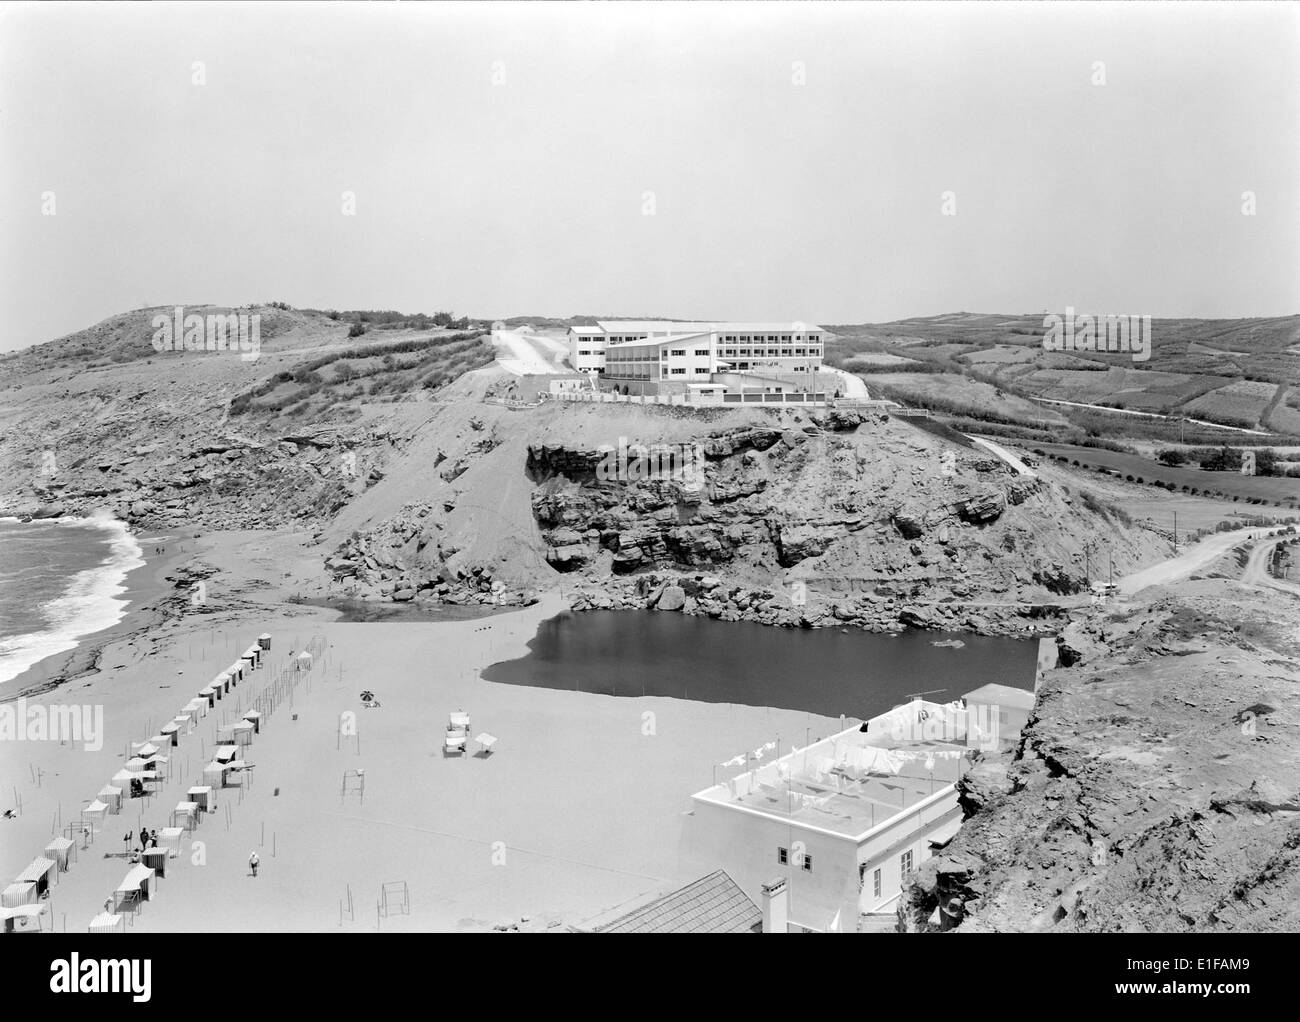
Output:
left=874, top=869, right=882, bottom=898
left=901, top=850, right=913, bottom=876
left=739, top=348, right=751, bottom=356
left=781, top=335, right=791, bottom=342
left=767, top=335, right=777, bottom=342
left=802, top=855, right=813, bottom=873
left=694, top=349, right=709, bottom=356
left=780, top=349, right=792, bottom=357
left=694, top=365, right=710, bottom=374
left=670, top=349, right=685, bottom=357
left=795, top=348, right=806, bottom=356
left=778, top=847, right=789, bottom=865
left=671, top=368, right=686, bottom=375
left=579, top=350, right=589, bottom=356
left=738, top=362, right=749, bottom=370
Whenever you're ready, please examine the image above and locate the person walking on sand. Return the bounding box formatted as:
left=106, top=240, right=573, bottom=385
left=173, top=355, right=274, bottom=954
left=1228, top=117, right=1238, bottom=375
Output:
left=249, top=851, right=259, bottom=878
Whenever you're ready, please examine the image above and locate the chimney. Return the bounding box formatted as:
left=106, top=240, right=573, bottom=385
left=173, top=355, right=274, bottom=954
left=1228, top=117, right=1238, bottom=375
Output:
left=761, top=878, right=788, bottom=934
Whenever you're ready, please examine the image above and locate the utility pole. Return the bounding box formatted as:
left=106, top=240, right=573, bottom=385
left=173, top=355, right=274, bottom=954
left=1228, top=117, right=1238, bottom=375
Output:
left=1173, top=510, right=1178, bottom=553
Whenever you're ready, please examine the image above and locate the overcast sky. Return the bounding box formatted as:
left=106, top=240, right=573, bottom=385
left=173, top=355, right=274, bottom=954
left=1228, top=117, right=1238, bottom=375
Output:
left=1, top=1, right=1297, bottom=350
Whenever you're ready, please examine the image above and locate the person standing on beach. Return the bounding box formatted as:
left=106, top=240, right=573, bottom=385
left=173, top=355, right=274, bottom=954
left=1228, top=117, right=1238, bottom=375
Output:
left=249, top=851, right=259, bottom=877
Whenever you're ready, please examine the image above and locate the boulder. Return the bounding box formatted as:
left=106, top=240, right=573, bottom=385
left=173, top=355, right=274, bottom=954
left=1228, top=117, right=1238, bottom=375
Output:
left=656, top=584, right=686, bottom=611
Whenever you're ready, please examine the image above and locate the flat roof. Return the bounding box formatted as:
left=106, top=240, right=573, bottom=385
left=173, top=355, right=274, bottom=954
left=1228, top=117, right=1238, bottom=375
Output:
left=962, top=683, right=1035, bottom=710
left=596, top=320, right=825, bottom=334
left=692, top=699, right=974, bottom=841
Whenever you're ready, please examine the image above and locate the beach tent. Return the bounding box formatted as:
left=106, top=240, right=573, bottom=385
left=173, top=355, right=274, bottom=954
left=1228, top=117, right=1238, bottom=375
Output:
left=187, top=785, right=216, bottom=812
left=126, top=755, right=166, bottom=772
left=132, top=741, right=163, bottom=758
left=184, top=697, right=208, bottom=719
left=157, top=827, right=184, bottom=854
left=241, top=709, right=263, bottom=734
left=215, top=744, right=239, bottom=764
left=202, top=762, right=229, bottom=789
left=141, top=848, right=169, bottom=878
left=1, top=883, right=37, bottom=909
left=172, top=710, right=196, bottom=730
left=198, top=685, right=217, bottom=707
left=226, top=663, right=243, bottom=685
left=2, top=904, right=48, bottom=934
left=242, top=646, right=260, bottom=669
left=82, top=799, right=109, bottom=826
left=96, top=785, right=123, bottom=814
left=449, top=711, right=471, bottom=731
left=159, top=723, right=181, bottom=747
left=296, top=650, right=313, bottom=672
left=14, top=858, right=57, bottom=898
left=114, top=864, right=155, bottom=912
left=170, top=802, right=200, bottom=832
left=45, top=837, right=76, bottom=871
left=149, top=733, right=172, bottom=750
left=88, top=912, right=126, bottom=934
left=258, top=633, right=272, bottom=651
left=231, top=720, right=255, bottom=747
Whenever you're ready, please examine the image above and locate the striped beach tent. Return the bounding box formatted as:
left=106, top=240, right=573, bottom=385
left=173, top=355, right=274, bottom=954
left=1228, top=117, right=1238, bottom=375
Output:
left=88, top=911, right=126, bottom=934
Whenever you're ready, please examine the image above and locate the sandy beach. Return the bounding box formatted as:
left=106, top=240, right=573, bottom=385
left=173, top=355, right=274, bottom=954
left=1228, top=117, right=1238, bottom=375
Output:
left=0, top=529, right=844, bottom=932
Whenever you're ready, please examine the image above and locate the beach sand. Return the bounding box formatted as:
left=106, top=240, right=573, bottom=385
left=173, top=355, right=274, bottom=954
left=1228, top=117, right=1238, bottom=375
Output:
left=1, top=530, right=846, bottom=932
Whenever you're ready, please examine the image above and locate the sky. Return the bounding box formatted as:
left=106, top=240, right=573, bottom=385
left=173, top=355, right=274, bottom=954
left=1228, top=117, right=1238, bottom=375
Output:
left=1, top=1, right=1297, bottom=351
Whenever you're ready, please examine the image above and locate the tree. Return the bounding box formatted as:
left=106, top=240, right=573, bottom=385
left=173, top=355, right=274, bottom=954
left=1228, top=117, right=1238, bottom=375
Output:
left=348, top=322, right=366, bottom=338
left=1156, top=448, right=1186, bottom=466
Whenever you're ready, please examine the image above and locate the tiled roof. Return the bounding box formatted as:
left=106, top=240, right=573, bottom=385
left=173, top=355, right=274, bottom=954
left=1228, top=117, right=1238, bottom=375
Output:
left=598, top=870, right=761, bottom=934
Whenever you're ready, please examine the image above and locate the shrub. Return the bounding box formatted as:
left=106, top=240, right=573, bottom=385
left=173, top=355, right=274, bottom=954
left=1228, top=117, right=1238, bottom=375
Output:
left=348, top=322, right=367, bottom=338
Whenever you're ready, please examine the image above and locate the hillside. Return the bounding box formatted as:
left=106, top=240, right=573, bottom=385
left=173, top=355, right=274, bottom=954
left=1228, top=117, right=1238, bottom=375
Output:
left=825, top=312, right=1300, bottom=441
left=0, top=305, right=1172, bottom=631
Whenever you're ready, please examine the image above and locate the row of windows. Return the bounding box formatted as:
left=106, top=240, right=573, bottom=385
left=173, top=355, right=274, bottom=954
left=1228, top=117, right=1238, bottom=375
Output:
left=722, top=334, right=820, bottom=343
left=720, top=348, right=820, bottom=357
left=666, top=367, right=710, bottom=376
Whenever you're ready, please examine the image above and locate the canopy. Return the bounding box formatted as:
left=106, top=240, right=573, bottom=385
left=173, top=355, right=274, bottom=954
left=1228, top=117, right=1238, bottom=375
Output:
left=112, top=770, right=156, bottom=784
left=2, top=904, right=46, bottom=922
left=1, top=883, right=36, bottom=908
left=133, top=742, right=162, bottom=757
left=149, top=734, right=171, bottom=747
left=98, top=785, right=122, bottom=797
left=116, top=864, right=154, bottom=893
left=215, top=745, right=239, bottom=762
left=199, top=685, right=216, bottom=696
left=475, top=733, right=499, bottom=750
left=83, top=798, right=109, bottom=814
left=88, top=911, right=124, bottom=933
left=174, top=801, right=198, bottom=815
left=444, top=733, right=467, bottom=749
left=242, top=710, right=262, bottom=721
left=187, top=786, right=213, bottom=802
left=157, top=827, right=184, bottom=851
left=15, top=858, right=56, bottom=883
left=258, top=633, right=271, bottom=640
left=45, top=838, right=74, bottom=853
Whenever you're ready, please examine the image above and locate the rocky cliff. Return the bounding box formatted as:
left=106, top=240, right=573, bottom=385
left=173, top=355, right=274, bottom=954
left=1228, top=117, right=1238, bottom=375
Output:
left=900, top=574, right=1300, bottom=931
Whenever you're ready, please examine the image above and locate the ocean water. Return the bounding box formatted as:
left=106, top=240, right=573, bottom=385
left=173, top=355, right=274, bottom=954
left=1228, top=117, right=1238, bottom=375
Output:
left=0, top=516, right=145, bottom=685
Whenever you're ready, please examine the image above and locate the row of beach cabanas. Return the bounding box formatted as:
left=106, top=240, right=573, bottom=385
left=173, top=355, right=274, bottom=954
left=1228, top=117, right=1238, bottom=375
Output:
left=80, top=633, right=274, bottom=934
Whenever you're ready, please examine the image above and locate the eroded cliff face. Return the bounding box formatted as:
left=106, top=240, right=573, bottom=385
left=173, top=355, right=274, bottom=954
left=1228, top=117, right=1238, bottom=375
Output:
left=518, top=407, right=1158, bottom=633
left=901, top=577, right=1300, bottom=932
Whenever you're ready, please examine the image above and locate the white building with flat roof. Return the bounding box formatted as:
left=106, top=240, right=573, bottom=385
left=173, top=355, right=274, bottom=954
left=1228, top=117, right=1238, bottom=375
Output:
left=679, top=698, right=984, bottom=932
left=566, top=320, right=828, bottom=396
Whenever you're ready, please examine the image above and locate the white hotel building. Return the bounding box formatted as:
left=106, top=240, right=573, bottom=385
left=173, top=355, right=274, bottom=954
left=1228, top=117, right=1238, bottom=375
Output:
left=567, top=321, right=828, bottom=397
left=678, top=696, right=1000, bottom=932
